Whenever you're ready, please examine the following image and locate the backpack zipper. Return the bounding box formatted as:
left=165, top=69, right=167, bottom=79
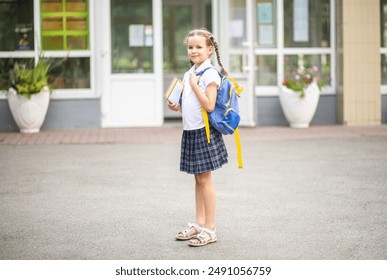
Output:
left=222, top=121, right=235, bottom=133
left=222, top=108, right=237, bottom=132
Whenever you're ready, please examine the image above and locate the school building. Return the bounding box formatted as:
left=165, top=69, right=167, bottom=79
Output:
left=0, top=0, right=386, bottom=131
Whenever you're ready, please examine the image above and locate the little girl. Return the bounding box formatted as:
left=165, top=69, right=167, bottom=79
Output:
left=168, top=28, right=228, bottom=247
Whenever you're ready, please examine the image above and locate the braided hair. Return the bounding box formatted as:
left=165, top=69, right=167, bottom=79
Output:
left=185, top=28, right=228, bottom=76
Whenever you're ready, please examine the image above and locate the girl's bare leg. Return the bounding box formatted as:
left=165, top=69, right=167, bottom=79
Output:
left=191, top=172, right=216, bottom=244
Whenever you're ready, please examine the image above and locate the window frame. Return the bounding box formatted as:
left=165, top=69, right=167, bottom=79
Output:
left=0, top=0, right=96, bottom=100
left=41, top=1, right=89, bottom=51
left=266, top=0, right=335, bottom=96
left=226, top=0, right=336, bottom=97
left=41, top=0, right=95, bottom=99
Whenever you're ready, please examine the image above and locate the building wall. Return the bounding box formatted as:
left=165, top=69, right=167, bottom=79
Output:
left=1, top=0, right=386, bottom=131
left=0, top=99, right=100, bottom=131
left=256, top=96, right=337, bottom=126
left=337, top=0, right=381, bottom=125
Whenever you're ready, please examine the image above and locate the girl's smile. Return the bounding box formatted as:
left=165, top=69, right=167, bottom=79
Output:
left=187, top=35, right=213, bottom=68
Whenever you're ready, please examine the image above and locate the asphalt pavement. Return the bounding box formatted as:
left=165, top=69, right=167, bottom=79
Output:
left=0, top=125, right=386, bottom=260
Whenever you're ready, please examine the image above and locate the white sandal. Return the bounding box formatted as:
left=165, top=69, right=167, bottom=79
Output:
left=176, top=223, right=202, bottom=240
left=188, top=227, right=217, bottom=247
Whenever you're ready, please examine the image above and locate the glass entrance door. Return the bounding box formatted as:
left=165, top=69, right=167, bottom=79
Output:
left=223, top=0, right=333, bottom=126
left=101, top=0, right=163, bottom=127
left=162, top=0, right=212, bottom=119
left=221, top=0, right=257, bottom=126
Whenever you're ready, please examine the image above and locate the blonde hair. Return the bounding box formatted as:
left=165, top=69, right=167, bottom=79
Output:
left=185, top=28, right=228, bottom=76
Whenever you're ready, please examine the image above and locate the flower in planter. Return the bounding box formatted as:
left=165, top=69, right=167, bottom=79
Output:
left=282, top=57, right=330, bottom=98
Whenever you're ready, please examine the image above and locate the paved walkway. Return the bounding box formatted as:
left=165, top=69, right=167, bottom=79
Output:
left=1, top=124, right=387, bottom=145
left=1, top=124, right=387, bottom=260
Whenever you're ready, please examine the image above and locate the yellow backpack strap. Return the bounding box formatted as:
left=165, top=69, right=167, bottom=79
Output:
left=202, top=107, right=211, bottom=144
left=234, top=128, right=243, bottom=168
left=203, top=107, right=242, bottom=168
left=228, top=76, right=244, bottom=96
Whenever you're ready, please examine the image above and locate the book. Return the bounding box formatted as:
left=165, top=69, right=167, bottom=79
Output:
left=165, top=78, right=184, bottom=104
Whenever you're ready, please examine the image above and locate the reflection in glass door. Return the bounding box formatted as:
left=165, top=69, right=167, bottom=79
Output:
left=162, top=0, right=211, bottom=119
left=226, top=0, right=256, bottom=126
left=111, top=0, right=154, bottom=73
left=229, top=0, right=277, bottom=87
left=163, top=5, right=192, bottom=75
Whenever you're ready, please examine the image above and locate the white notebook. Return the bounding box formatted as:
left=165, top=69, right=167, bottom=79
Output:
left=165, top=78, right=184, bottom=104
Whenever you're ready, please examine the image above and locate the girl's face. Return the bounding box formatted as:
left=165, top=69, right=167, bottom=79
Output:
left=187, top=35, right=213, bottom=68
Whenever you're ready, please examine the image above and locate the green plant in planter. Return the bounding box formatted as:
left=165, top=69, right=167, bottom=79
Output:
left=12, top=58, right=51, bottom=98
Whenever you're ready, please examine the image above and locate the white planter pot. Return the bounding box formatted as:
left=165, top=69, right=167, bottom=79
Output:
left=279, top=82, right=320, bottom=128
left=7, top=86, right=50, bottom=133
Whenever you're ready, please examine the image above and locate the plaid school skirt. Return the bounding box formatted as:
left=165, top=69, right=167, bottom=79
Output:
left=180, top=126, right=228, bottom=174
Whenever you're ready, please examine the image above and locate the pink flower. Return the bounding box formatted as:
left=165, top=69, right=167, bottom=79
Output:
left=282, top=63, right=329, bottom=93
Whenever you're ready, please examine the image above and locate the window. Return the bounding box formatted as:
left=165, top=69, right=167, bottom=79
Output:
left=163, top=5, right=192, bottom=74
left=256, top=55, right=277, bottom=86
left=382, top=54, right=387, bottom=85
left=229, top=0, right=246, bottom=49
left=48, top=57, right=90, bottom=89
left=284, top=54, right=331, bottom=84
left=228, top=0, right=247, bottom=74
left=111, top=0, right=153, bottom=73
left=283, top=0, right=332, bottom=88
left=284, top=0, right=330, bottom=48
left=41, top=0, right=89, bottom=50
left=0, top=58, right=30, bottom=91
left=1, top=1, right=92, bottom=93
left=0, top=0, right=34, bottom=51
left=257, top=0, right=277, bottom=48
left=40, top=0, right=91, bottom=90
left=227, top=0, right=333, bottom=93
left=0, top=1, right=35, bottom=91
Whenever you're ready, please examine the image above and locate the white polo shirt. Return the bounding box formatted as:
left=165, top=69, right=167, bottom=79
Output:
left=181, top=59, right=221, bottom=130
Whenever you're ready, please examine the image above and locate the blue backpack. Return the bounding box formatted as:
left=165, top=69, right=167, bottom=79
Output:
left=196, top=67, right=244, bottom=168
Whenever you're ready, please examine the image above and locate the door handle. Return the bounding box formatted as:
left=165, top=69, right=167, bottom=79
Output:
left=242, top=41, right=249, bottom=74
left=242, top=41, right=258, bottom=73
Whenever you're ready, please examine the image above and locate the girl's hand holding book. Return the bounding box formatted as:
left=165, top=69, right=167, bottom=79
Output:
left=167, top=101, right=181, bottom=112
